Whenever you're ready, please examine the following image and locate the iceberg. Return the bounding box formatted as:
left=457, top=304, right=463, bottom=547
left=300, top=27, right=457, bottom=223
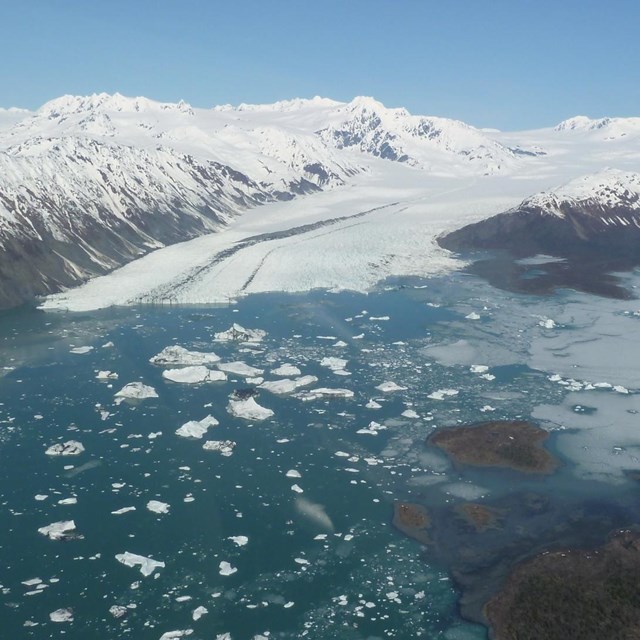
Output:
left=115, top=551, right=165, bottom=577
left=163, top=366, right=226, bottom=384
left=227, top=397, right=274, bottom=421
left=176, top=415, right=219, bottom=439
left=217, top=361, right=264, bottom=377
left=45, top=440, right=85, bottom=456
left=214, top=323, right=266, bottom=343
left=150, top=345, right=220, bottom=366
left=114, top=382, right=158, bottom=400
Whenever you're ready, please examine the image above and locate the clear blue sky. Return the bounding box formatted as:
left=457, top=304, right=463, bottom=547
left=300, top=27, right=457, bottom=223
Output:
left=1, top=0, right=638, bottom=130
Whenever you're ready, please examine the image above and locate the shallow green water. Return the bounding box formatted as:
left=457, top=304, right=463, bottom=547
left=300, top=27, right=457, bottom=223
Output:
left=1, top=275, right=639, bottom=639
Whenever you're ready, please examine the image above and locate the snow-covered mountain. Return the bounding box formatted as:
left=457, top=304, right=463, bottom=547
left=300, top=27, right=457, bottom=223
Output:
left=438, top=168, right=640, bottom=259
left=1, top=92, right=639, bottom=309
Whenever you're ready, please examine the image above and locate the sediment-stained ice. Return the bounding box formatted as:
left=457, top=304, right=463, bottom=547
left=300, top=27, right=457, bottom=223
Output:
left=150, top=345, right=220, bottom=366
left=45, top=440, right=85, bottom=456
left=163, top=366, right=227, bottom=384
left=38, top=520, right=79, bottom=540
left=116, top=551, right=165, bottom=577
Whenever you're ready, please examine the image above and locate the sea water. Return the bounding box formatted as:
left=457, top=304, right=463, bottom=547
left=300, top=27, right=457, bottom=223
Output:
left=1, top=271, right=640, bottom=639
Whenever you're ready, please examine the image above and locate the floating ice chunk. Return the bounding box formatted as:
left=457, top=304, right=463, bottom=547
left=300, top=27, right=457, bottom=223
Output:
left=176, top=415, right=219, bottom=439
left=115, top=382, right=158, bottom=400
left=291, top=484, right=304, bottom=493
left=214, top=323, right=266, bottom=343
left=259, top=375, right=317, bottom=394
left=112, top=506, right=136, bottom=515
left=370, top=316, right=390, bottom=321
left=366, top=399, right=382, bottom=409
left=45, top=440, right=85, bottom=456
left=147, top=500, right=170, bottom=514
left=163, top=366, right=226, bottom=384
left=96, top=370, right=118, bottom=380
left=320, top=357, right=348, bottom=373
left=150, top=345, right=220, bottom=366
left=202, top=440, right=236, bottom=456
left=356, top=421, right=387, bottom=435
left=375, top=381, right=407, bottom=393
left=38, top=520, right=79, bottom=541
left=218, top=561, right=237, bottom=576
left=49, top=608, right=73, bottom=622
left=294, top=388, right=354, bottom=401
left=70, top=346, right=92, bottom=355
left=333, top=340, right=348, bottom=347
left=192, top=606, right=208, bottom=621
left=470, top=365, right=489, bottom=374
left=271, top=363, right=301, bottom=377
left=285, top=469, right=302, bottom=478
left=217, top=361, right=264, bottom=378
left=614, top=385, right=630, bottom=394
left=116, top=551, right=165, bottom=577
left=22, top=578, right=43, bottom=587
left=228, top=536, right=249, bottom=547
left=539, top=318, right=557, bottom=329
left=35, top=494, right=48, bottom=501
left=465, top=312, right=481, bottom=320
left=481, top=373, right=496, bottom=381
left=227, top=397, right=273, bottom=421
left=401, top=409, right=419, bottom=419
left=102, top=341, right=114, bottom=348
left=294, top=557, right=309, bottom=565
left=428, top=388, right=459, bottom=400
left=159, top=630, right=193, bottom=640
left=480, top=405, right=496, bottom=412
left=109, top=605, right=128, bottom=618
left=57, top=497, right=77, bottom=505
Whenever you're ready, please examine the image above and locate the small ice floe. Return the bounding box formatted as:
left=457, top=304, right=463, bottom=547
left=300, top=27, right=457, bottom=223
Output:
left=163, top=366, right=226, bottom=384
left=150, top=345, right=220, bottom=366
left=375, top=381, right=407, bottom=393
left=356, top=421, right=387, bottom=435
left=115, top=551, right=165, bottom=577
left=147, top=500, right=170, bottom=514
left=57, top=497, right=77, bottom=505
left=227, top=397, right=274, bottom=421
left=176, top=415, right=219, bottom=439
left=428, top=388, right=459, bottom=400
left=70, top=346, right=93, bottom=355
left=49, top=608, right=73, bottom=623
left=333, top=340, right=348, bottom=347
left=465, top=312, right=481, bottom=320
left=480, top=405, right=496, bottom=412
left=22, top=577, right=43, bottom=587
left=539, top=318, right=557, bottom=329
left=202, top=440, right=236, bottom=456
left=102, top=341, right=114, bottom=348
left=35, top=494, right=48, bottom=501
left=111, top=506, right=136, bottom=515
left=45, top=441, right=85, bottom=456
left=369, top=315, right=390, bottom=321
left=214, top=323, right=266, bottom=343
left=285, top=469, right=302, bottom=478
left=294, top=388, right=354, bottom=401
left=159, top=630, right=193, bottom=640
left=366, top=399, right=382, bottom=409
left=320, top=357, right=349, bottom=375
left=228, top=536, right=249, bottom=547
left=192, top=606, right=208, bottom=621
left=470, top=365, right=489, bottom=374
left=217, top=361, right=264, bottom=378
left=401, top=409, right=419, bottom=419
left=96, top=370, right=118, bottom=380
left=259, top=375, right=317, bottom=394
left=109, top=605, right=128, bottom=619
left=114, top=382, right=158, bottom=401
left=38, top=520, right=80, bottom=541
left=271, top=363, right=301, bottom=377
left=291, top=484, right=304, bottom=493
left=218, top=561, right=237, bottom=576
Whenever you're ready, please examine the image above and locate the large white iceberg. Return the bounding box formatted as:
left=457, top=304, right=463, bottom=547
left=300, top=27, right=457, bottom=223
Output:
left=38, top=520, right=79, bottom=540
left=259, top=375, right=317, bottom=394
left=217, top=361, right=264, bottom=378
left=115, top=551, right=165, bottom=576
left=115, top=382, right=158, bottom=400
left=214, top=323, right=266, bottom=343
left=163, top=366, right=226, bottom=384
left=150, top=345, right=220, bottom=366
left=176, top=415, right=219, bottom=439
left=45, top=440, right=85, bottom=456
left=227, top=397, right=274, bottom=421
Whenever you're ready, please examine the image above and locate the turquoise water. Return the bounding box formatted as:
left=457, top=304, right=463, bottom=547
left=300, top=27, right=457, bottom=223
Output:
left=1, top=275, right=639, bottom=639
